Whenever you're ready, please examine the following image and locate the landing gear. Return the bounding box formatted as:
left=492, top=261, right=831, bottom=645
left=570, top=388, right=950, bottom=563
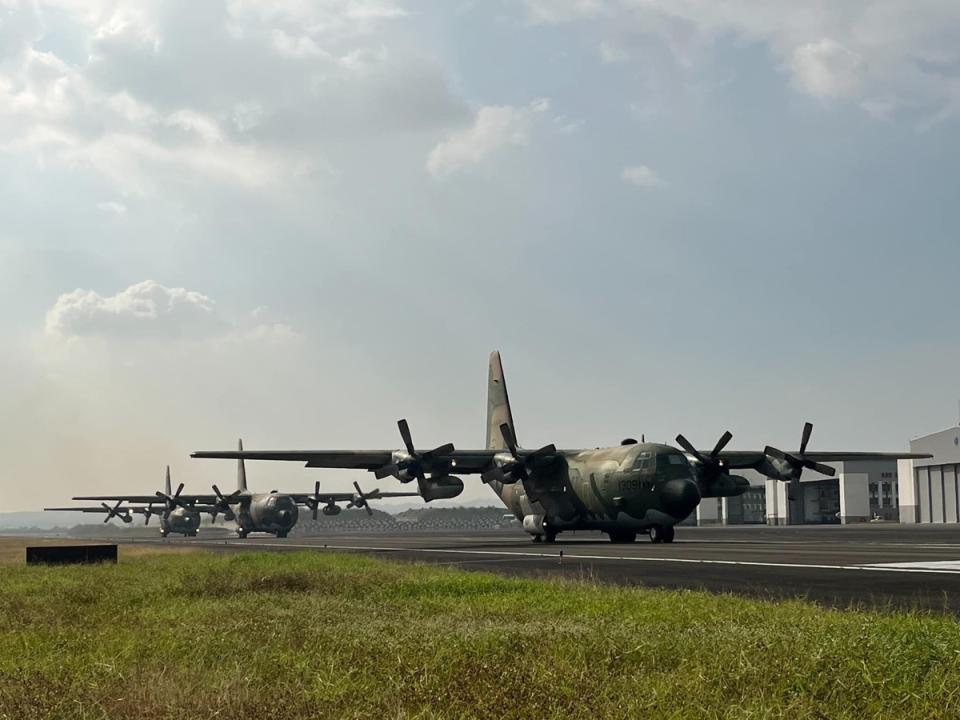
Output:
left=648, top=525, right=675, bottom=544
left=532, top=535, right=543, bottom=543
left=607, top=530, right=637, bottom=544
left=276, top=531, right=288, bottom=539
left=544, top=530, right=558, bottom=544
left=236, top=529, right=249, bottom=539
left=160, top=530, right=169, bottom=538
left=188, top=531, right=198, bottom=537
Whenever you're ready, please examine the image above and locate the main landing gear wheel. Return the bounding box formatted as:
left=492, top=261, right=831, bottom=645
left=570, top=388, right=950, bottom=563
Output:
left=544, top=530, right=557, bottom=544
left=276, top=531, right=288, bottom=539
left=532, top=535, right=543, bottom=543
left=237, top=530, right=248, bottom=539
left=607, top=530, right=637, bottom=544
left=649, top=525, right=675, bottom=544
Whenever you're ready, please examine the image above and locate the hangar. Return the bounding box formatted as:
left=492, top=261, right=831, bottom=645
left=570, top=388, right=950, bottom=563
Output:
left=694, top=461, right=901, bottom=526
left=898, top=426, right=960, bottom=524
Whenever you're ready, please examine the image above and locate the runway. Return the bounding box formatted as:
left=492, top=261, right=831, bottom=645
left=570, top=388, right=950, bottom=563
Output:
left=132, top=524, right=960, bottom=613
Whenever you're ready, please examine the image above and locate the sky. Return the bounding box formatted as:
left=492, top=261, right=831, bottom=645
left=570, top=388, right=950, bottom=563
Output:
left=1, top=0, right=959, bottom=511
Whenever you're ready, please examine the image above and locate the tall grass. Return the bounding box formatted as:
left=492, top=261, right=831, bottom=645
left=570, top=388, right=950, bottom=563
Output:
left=1, top=551, right=959, bottom=719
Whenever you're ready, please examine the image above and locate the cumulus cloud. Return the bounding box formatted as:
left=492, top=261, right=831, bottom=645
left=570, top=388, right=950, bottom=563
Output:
left=621, top=164, right=665, bottom=188
left=45, top=281, right=225, bottom=339
left=0, top=0, right=466, bottom=197
left=427, top=98, right=550, bottom=177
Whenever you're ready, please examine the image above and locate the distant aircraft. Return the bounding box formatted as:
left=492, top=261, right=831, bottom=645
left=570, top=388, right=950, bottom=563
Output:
left=46, top=467, right=216, bottom=537
left=68, top=443, right=418, bottom=538
left=192, top=352, right=928, bottom=544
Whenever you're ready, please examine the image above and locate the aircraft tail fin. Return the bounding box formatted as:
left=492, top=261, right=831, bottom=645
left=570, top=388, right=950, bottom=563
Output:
left=165, top=465, right=172, bottom=496
left=486, top=351, right=517, bottom=450
left=237, top=438, right=248, bottom=492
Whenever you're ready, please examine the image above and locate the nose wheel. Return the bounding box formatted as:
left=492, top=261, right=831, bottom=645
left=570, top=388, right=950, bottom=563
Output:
left=648, top=525, right=675, bottom=544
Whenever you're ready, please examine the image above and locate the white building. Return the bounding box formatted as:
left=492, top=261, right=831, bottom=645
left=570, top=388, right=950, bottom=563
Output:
left=898, top=426, right=960, bottom=524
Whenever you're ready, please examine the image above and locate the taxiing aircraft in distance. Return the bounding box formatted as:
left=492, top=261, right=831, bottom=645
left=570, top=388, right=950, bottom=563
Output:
left=47, top=466, right=218, bottom=537
left=192, top=352, right=929, bottom=544
left=67, top=442, right=418, bottom=538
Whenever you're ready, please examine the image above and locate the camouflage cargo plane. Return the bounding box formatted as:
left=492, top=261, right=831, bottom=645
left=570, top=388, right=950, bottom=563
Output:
left=69, top=442, right=418, bottom=538
left=46, top=467, right=217, bottom=537
left=192, top=352, right=928, bottom=544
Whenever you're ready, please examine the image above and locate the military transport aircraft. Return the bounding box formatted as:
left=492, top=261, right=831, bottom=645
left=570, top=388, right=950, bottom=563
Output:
left=192, top=352, right=929, bottom=544
left=68, top=443, right=418, bottom=538
left=46, top=467, right=217, bottom=537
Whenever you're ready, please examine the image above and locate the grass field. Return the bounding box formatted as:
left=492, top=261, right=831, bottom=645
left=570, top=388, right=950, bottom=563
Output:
left=2, top=548, right=960, bottom=719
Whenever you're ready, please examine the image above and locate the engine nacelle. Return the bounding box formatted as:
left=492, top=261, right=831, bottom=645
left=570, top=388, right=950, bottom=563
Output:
left=322, top=504, right=341, bottom=516
left=700, top=474, right=751, bottom=498
left=522, top=514, right=546, bottom=536
left=420, top=475, right=464, bottom=502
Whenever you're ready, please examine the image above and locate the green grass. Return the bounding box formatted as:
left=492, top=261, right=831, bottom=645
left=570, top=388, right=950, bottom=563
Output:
left=2, top=551, right=960, bottom=719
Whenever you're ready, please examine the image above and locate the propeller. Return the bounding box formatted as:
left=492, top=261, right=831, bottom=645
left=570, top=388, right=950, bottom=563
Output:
left=481, top=423, right=556, bottom=485
left=100, top=500, right=128, bottom=524
left=374, top=419, right=455, bottom=484
left=155, top=482, right=188, bottom=516
left=302, top=480, right=325, bottom=521
left=764, top=422, right=836, bottom=480
left=211, top=484, right=240, bottom=521
left=347, top=481, right=375, bottom=516
left=675, top=430, right=733, bottom=482
left=142, top=503, right=157, bottom=526
left=765, top=422, right=835, bottom=517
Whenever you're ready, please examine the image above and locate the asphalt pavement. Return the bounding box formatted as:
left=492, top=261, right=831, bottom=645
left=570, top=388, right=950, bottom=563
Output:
left=127, top=523, right=960, bottom=613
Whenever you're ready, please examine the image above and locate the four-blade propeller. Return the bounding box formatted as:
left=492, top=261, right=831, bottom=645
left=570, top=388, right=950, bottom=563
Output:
left=155, top=482, right=188, bottom=516
left=347, top=481, right=376, bottom=516
left=211, top=484, right=240, bottom=521
left=302, top=480, right=326, bottom=521
left=100, top=500, right=129, bottom=524
left=765, top=422, right=836, bottom=480
left=374, top=419, right=455, bottom=484
left=481, top=423, right=556, bottom=485
left=675, top=430, right=733, bottom=482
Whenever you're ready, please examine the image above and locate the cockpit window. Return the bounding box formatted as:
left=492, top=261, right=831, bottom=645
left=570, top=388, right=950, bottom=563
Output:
left=633, top=451, right=653, bottom=473
left=657, top=453, right=690, bottom=479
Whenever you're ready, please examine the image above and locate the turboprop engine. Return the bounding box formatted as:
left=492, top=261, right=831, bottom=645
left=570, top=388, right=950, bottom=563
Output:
left=700, top=474, right=750, bottom=498
left=522, top=514, right=546, bottom=535
left=419, top=475, right=464, bottom=502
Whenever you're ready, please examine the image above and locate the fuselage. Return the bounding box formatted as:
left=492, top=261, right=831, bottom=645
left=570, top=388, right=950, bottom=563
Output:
left=235, top=493, right=299, bottom=535
left=161, top=507, right=202, bottom=536
left=491, top=443, right=702, bottom=532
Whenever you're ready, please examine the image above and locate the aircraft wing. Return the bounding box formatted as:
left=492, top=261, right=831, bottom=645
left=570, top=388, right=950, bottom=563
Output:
left=191, top=449, right=503, bottom=474
left=287, top=490, right=420, bottom=504
left=45, top=506, right=132, bottom=513
left=714, top=450, right=931, bottom=470
left=71, top=495, right=162, bottom=504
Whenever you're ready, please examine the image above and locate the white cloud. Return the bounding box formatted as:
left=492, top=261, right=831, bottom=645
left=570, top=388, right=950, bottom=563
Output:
left=427, top=98, right=550, bottom=178
left=621, top=164, right=665, bottom=188
left=0, top=0, right=466, bottom=199
left=45, top=280, right=224, bottom=339
left=520, top=0, right=960, bottom=121
left=789, top=39, right=863, bottom=99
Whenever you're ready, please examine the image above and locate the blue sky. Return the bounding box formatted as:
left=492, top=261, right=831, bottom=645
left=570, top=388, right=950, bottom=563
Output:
left=1, top=0, right=958, bottom=509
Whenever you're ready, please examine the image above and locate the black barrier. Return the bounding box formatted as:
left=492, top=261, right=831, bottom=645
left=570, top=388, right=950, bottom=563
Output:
left=26, top=545, right=118, bottom=565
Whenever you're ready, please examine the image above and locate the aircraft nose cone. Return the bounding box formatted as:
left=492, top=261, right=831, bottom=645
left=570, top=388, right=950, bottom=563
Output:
left=660, top=478, right=701, bottom=519
left=277, top=510, right=291, bottom=524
